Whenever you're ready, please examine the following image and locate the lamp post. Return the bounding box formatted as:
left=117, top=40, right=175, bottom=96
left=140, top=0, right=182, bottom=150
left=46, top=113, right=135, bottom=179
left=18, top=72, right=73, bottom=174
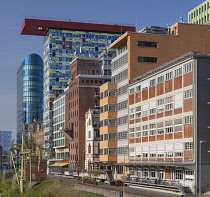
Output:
left=82, top=150, right=86, bottom=183
left=199, top=140, right=207, bottom=197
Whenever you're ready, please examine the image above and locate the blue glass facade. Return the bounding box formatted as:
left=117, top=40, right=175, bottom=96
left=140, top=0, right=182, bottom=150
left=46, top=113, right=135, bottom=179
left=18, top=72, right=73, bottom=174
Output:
left=17, top=54, right=43, bottom=144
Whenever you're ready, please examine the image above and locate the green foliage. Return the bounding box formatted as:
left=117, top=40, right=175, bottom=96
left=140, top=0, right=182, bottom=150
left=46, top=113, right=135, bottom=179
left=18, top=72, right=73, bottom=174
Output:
left=8, top=184, right=21, bottom=197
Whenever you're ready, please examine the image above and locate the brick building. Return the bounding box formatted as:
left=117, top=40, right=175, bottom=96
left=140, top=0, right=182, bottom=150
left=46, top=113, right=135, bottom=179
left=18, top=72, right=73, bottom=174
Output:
left=126, top=52, right=210, bottom=191
left=65, top=57, right=111, bottom=170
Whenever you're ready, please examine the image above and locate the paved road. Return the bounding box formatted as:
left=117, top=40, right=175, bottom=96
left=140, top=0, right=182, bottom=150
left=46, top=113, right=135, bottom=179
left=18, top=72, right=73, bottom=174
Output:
left=48, top=175, right=183, bottom=197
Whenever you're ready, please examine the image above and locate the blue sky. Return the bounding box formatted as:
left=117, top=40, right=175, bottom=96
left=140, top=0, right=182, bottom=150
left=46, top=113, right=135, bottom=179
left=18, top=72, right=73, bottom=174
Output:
left=0, top=0, right=205, bottom=133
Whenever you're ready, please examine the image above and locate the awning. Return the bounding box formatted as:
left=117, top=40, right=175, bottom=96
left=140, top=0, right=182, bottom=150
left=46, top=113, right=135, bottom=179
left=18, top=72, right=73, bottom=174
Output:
left=50, top=163, right=68, bottom=167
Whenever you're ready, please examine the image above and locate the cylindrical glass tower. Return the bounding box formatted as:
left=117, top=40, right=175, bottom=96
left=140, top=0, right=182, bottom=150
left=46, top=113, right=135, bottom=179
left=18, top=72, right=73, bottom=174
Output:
left=17, top=53, right=43, bottom=144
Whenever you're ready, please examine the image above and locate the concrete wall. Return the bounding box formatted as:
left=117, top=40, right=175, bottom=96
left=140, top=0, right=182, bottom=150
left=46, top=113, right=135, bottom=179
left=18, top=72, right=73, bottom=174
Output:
left=75, top=183, right=147, bottom=197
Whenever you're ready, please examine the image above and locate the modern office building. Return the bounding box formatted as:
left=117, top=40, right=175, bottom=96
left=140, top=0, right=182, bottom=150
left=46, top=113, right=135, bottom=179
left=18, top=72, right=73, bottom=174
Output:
left=85, top=109, right=100, bottom=170
left=17, top=53, right=43, bottom=144
left=188, top=0, right=210, bottom=24
left=106, top=22, right=210, bottom=181
left=20, top=18, right=135, bottom=157
left=126, top=52, right=210, bottom=192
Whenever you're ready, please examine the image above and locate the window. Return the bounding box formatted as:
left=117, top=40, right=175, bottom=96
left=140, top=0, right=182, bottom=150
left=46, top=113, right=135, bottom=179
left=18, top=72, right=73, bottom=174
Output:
left=166, top=151, right=173, bottom=157
left=159, top=169, right=164, bottom=179
left=118, top=116, right=127, bottom=125
left=118, top=100, right=127, bottom=111
left=165, top=96, right=173, bottom=111
left=118, top=85, right=127, bottom=96
left=117, top=147, right=128, bottom=155
left=149, top=124, right=156, bottom=136
left=142, top=103, right=148, bottom=117
left=184, top=116, right=193, bottom=124
left=142, top=125, right=148, bottom=137
left=165, top=120, right=173, bottom=134
left=174, top=118, right=183, bottom=133
left=157, top=76, right=164, bottom=84
left=142, top=153, right=148, bottom=158
left=185, top=142, right=193, bottom=150
left=138, top=56, right=157, bottom=63
left=143, top=169, right=149, bottom=177
left=165, top=71, right=173, bottom=81
left=129, top=88, right=134, bottom=95
left=136, top=126, right=141, bottom=137
left=129, top=108, right=135, bottom=120
left=117, top=131, right=127, bottom=140
left=142, top=81, right=148, bottom=90
left=138, top=41, right=158, bottom=48
left=175, top=170, right=183, bottom=180
left=175, top=152, right=183, bottom=157
left=157, top=99, right=164, bottom=106
left=157, top=98, right=164, bottom=113
left=184, top=62, right=193, bottom=73
left=129, top=128, right=135, bottom=138
left=185, top=170, right=194, bottom=181
left=174, top=93, right=182, bottom=109
left=150, top=169, right=156, bottom=178
left=150, top=100, right=156, bottom=115
left=104, top=118, right=116, bottom=126
left=184, top=89, right=193, bottom=99
left=136, top=106, right=141, bottom=119
left=174, top=67, right=182, bottom=77
left=150, top=79, right=156, bottom=87
left=157, top=122, right=164, bottom=135
left=136, top=85, right=141, bottom=92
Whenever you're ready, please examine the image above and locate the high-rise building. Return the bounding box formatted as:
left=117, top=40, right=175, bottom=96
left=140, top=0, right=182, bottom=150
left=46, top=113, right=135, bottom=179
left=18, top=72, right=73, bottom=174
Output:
left=21, top=18, right=135, bottom=157
left=188, top=0, right=210, bottom=24
left=17, top=53, right=43, bottom=144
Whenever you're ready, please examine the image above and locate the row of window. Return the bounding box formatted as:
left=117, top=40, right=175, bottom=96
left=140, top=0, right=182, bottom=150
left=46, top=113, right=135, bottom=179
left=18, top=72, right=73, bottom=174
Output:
left=129, top=116, right=192, bottom=137
left=128, top=168, right=194, bottom=181
left=112, top=69, right=128, bottom=83
left=129, top=90, right=192, bottom=119
left=189, top=2, right=209, bottom=19
left=129, top=142, right=193, bottom=159
left=100, top=89, right=116, bottom=99
left=111, top=53, right=128, bottom=71
left=78, top=62, right=100, bottom=67
left=130, top=63, right=193, bottom=94
left=100, top=133, right=116, bottom=141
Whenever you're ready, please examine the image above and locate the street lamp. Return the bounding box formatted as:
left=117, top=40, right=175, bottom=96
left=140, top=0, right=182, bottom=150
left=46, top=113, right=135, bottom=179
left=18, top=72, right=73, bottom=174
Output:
left=199, top=140, right=207, bottom=197
left=82, top=150, right=86, bottom=183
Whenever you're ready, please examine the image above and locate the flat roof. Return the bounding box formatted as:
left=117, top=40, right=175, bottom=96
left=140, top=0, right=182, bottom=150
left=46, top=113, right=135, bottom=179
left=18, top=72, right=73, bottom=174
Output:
left=21, top=18, right=136, bottom=36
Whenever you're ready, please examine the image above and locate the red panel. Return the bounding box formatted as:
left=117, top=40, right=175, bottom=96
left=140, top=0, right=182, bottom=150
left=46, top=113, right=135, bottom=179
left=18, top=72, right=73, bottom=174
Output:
left=69, top=45, right=72, bottom=49
left=62, top=37, right=66, bottom=41
left=62, top=45, right=66, bottom=49
left=20, top=18, right=136, bottom=36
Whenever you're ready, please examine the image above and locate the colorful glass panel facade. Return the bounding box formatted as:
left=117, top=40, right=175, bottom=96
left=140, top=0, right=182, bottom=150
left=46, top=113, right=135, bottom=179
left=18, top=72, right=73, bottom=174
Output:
left=43, top=29, right=120, bottom=157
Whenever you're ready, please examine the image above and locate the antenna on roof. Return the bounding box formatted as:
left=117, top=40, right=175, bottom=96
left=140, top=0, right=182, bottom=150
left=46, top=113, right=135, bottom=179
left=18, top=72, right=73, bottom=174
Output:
left=179, top=16, right=184, bottom=23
